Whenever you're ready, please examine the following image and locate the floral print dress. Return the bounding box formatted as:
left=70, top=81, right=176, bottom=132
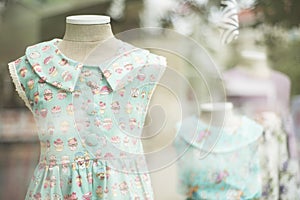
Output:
left=174, top=115, right=263, bottom=200
left=8, top=38, right=166, bottom=200
left=255, top=112, right=300, bottom=200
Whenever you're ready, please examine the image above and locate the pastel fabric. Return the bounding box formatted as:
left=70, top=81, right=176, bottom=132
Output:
left=8, top=39, right=166, bottom=200
left=174, top=115, right=263, bottom=200
left=255, top=112, right=300, bottom=200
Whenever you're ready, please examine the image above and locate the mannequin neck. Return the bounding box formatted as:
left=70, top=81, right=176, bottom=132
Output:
left=62, top=23, right=114, bottom=42
left=58, top=23, right=115, bottom=63
left=239, top=50, right=272, bottom=78
left=198, top=103, right=240, bottom=129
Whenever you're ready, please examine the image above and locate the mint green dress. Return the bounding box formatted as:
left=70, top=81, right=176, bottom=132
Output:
left=8, top=38, right=166, bottom=200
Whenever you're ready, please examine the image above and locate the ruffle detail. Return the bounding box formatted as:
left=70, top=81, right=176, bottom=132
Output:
left=25, top=159, right=153, bottom=200
left=8, top=61, right=34, bottom=114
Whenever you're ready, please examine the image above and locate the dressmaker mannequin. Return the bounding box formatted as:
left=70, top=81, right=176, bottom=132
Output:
left=57, top=15, right=115, bottom=63
left=199, top=102, right=241, bottom=130
left=239, top=50, right=271, bottom=78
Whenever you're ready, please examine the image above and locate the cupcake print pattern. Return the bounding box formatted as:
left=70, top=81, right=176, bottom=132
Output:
left=8, top=38, right=166, bottom=200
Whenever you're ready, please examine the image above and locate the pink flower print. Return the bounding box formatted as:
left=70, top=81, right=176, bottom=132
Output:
left=61, top=156, right=70, bottom=173
left=76, top=63, right=83, bottom=71
left=44, top=56, right=53, bottom=65
left=104, top=152, right=114, bottom=160
left=87, top=172, right=93, bottom=184
left=111, top=136, right=120, bottom=144
left=197, top=129, right=211, bottom=142
left=27, top=79, right=34, bottom=90
left=111, top=101, right=120, bottom=113
left=43, top=177, right=50, bottom=189
left=96, top=167, right=106, bottom=180
left=64, top=192, right=78, bottom=200
left=119, top=122, right=126, bottom=130
left=131, top=88, right=139, bottom=98
left=120, top=151, right=127, bottom=158
left=123, top=136, right=129, bottom=145
left=94, top=118, right=102, bottom=127
left=46, top=140, right=50, bottom=151
left=137, top=73, right=146, bottom=81
left=100, top=136, right=107, bottom=146
left=124, top=64, right=133, bottom=71
left=112, top=183, right=118, bottom=196
left=66, top=103, right=74, bottom=115
left=59, top=58, right=68, bottom=66
left=74, top=152, right=85, bottom=168
left=150, top=74, right=156, bottom=81
left=134, top=196, right=141, bottom=200
left=129, top=118, right=137, bottom=130
left=32, top=63, right=42, bottom=72
left=141, top=174, right=149, bottom=182
left=50, top=175, right=56, bottom=188
left=57, top=90, right=67, bottom=100
left=53, top=138, right=64, bottom=151
left=73, top=90, right=81, bottom=98
left=96, top=186, right=103, bottom=198
left=47, top=123, right=55, bottom=135
left=19, top=67, right=27, bottom=77
left=141, top=91, right=146, bottom=98
left=49, top=155, right=57, bottom=169
left=15, top=58, right=22, bottom=65
left=33, top=192, right=42, bottom=200
left=68, top=138, right=78, bottom=151
left=62, top=71, right=72, bottom=81
left=127, top=75, right=134, bottom=83
left=119, top=181, right=129, bottom=195
left=135, top=176, right=142, bottom=188
left=40, top=108, right=48, bottom=118
left=55, top=48, right=60, bottom=55
left=51, top=106, right=62, bottom=115
left=30, top=51, right=40, bottom=59
left=48, top=66, right=57, bottom=77
left=118, top=88, right=125, bottom=97
left=82, top=192, right=92, bottom=200
left=103, top=70, right=111, bottom=78
left=99, top=101, right=106, bottom=113
left=42, top=45, right=50, bottom=52
left=103, top=118, right=113, bottom=130
left=144, top=192, right=152, bottom=200
left=214, top=170, right=229, bottom=184
left=34, top=92, right=39, bottom=104
left=52, top=81, right=62, bottom=88
left=95, top=149, right=102, bottom=159
left=104, top=187, right=109, bottom=194
left=132, top=138, right=138, bottom=145
left=115, top=67, right=123, bottom=74
left=100, top=86, right=112, bottom=95
left=43, top=89, right=53, bottom=101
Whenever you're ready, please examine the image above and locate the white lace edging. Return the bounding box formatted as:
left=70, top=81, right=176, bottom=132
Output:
left=8, top=62, right=34, bottom=114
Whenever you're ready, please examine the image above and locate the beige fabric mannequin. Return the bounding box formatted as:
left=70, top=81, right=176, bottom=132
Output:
left=57, top=15, right=114, bottom=63
left=199, top=102, right=241, bottom=130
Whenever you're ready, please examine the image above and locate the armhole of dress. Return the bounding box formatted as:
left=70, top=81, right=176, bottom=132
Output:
left=142, top=56, right=167, bottom=127
left=8, top=62, right=34, bottom=114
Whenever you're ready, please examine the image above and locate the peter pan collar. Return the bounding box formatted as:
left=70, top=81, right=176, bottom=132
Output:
left=25, top=38, right=165, bottom=92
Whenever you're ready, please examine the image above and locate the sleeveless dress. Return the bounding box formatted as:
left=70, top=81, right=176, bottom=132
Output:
left=8, top=38, right=166, bottom=200
left=174, top=115, right=263, bottom=200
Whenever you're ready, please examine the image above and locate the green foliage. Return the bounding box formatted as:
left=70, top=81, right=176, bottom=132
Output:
left=256, top=0, right=300, bottom=28
left=264, top=29, right=300, bottom=95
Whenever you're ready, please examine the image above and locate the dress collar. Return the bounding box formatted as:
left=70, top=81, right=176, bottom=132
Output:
left=25, top=38, right=155, bottom=92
